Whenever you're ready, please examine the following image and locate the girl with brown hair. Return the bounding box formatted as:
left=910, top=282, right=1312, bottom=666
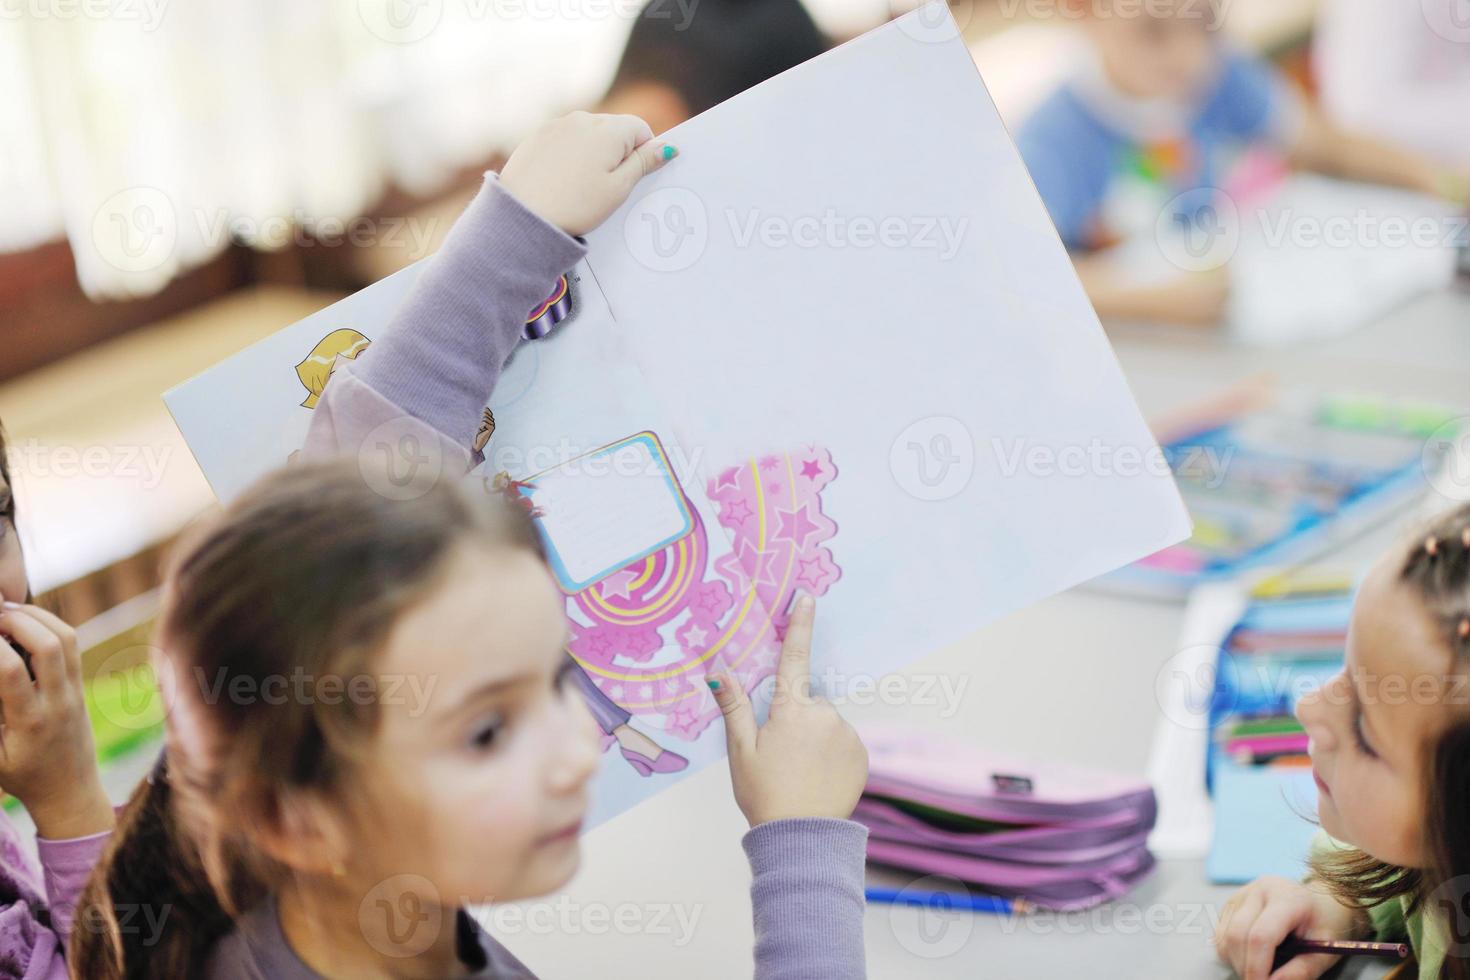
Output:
left=72, top=109, right=870, bottom=978
left=1217, top=501, right=1470, bottom=979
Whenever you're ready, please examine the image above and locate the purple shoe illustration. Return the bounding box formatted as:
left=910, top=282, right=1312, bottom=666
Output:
left=620, top=746, right=690, bottom=777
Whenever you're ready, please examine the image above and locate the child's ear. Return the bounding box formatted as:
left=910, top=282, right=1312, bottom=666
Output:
left=249, top=790, right=352, bottom=877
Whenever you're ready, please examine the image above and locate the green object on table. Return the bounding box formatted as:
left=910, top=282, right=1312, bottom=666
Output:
left=1228, top=717, right=1305, bottom=738
left=1317, top=395, right=1458, bottom=438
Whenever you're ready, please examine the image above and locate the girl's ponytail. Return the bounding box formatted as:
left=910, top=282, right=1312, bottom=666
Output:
left=70, top=755, right=238, bottom=979
left=71, top=461, right=544, bottom=976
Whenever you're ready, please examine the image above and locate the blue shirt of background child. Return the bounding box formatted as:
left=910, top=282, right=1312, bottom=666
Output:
left=1016, top=50, right=1296, bottom=251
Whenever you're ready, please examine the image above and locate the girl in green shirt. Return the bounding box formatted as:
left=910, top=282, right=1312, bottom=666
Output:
left=1217, top=500, right=1470, bottom=980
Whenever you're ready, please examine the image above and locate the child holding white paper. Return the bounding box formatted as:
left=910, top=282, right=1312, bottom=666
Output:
left=0, top=422, right=118, bottom=979
left=1216, top=502, right=1470, bottom=980
left=73, top=111, right=871, bottom=979
left=1016, top=0, right=1469, bottom=326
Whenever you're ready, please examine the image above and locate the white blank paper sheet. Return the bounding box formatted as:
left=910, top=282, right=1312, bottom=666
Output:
left=586, top=6, right=1192, bottom=677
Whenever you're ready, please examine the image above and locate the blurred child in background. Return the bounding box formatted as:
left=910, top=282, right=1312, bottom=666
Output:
left=1315, top=0, right=1470, bottom=172
left=1016, top=0, right=1469, bottom=326
left=601, top=0, right=829, bottom=131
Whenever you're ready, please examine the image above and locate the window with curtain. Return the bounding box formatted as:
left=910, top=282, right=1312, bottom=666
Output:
left=0, top=0, right=639, bottom=299
left=0, top=0, right=889, bottom=301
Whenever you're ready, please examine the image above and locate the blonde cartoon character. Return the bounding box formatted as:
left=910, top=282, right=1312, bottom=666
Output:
left=295, top=328, right=372, bottom=410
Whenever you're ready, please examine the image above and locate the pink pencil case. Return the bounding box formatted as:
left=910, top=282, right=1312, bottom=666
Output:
left=856, top=725, right=1159, bottom=910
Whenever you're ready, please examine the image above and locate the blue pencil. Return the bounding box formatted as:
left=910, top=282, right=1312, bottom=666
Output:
left=864, top=887, right=1029, bottom=915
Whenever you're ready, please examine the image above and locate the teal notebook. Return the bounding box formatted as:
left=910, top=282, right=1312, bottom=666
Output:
left=1207, top=763, right=1317, bottom=884
left=1203, top=571, right=1353, bottom=883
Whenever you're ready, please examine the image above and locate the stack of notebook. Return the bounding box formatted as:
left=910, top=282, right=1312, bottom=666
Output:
left=1203, top=572, right=1353, bottom=883
left=855, top=726, right=1159, bottom=911
left=1103, top=387, right=1459, bottom=598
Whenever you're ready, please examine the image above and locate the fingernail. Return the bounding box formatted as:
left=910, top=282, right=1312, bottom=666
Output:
left=797, top=594, right=815, bottom=611
left=661, top=144, right=678, bottom=161
left=1, top=602, right=19, bottom=610
left=705, top=675, right=721, bottom=692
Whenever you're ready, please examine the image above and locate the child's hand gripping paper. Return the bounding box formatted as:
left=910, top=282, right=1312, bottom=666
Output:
left=499, top=111, right=677, bottom=238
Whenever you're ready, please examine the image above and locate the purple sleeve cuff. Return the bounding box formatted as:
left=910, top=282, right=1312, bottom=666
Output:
left=36, top=824, right=114, bottom=945
left=341, top=172, right=587, bottom=454
left=742, top=817, right=869, bottom=980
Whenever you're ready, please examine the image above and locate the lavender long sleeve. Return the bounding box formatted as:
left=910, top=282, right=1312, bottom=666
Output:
left=298, top=173, right=587, bottom=472
left=271, top=171, right=871, bottom=979
left=744, top=818, right=869, bottom=979
left=0, top=810, right=113, bottom=980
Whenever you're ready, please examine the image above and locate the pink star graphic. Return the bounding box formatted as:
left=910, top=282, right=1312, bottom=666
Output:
left=759, top=455, right=781, bottom=471
left=586, top=632, right=613, bottom=657
left=775, top=503, right=822, bottom=550
left=797, top=556, right=828, bottom=590
left=753, top=551, right=783, bottom=591
left=800, top=459, right=823, bottom=481
left=734, top=533, right=763, bottom=564
left=599, top=569, right=639, bottom=601
left=721, top=498, right=753, bottom=527
left=714, top=552, right=751, bottom=590
left=715, top=467, right=742, bottom=492
left=693, top=584, right=728, bottom=617
left=680, top=622, right=710, bottom=649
